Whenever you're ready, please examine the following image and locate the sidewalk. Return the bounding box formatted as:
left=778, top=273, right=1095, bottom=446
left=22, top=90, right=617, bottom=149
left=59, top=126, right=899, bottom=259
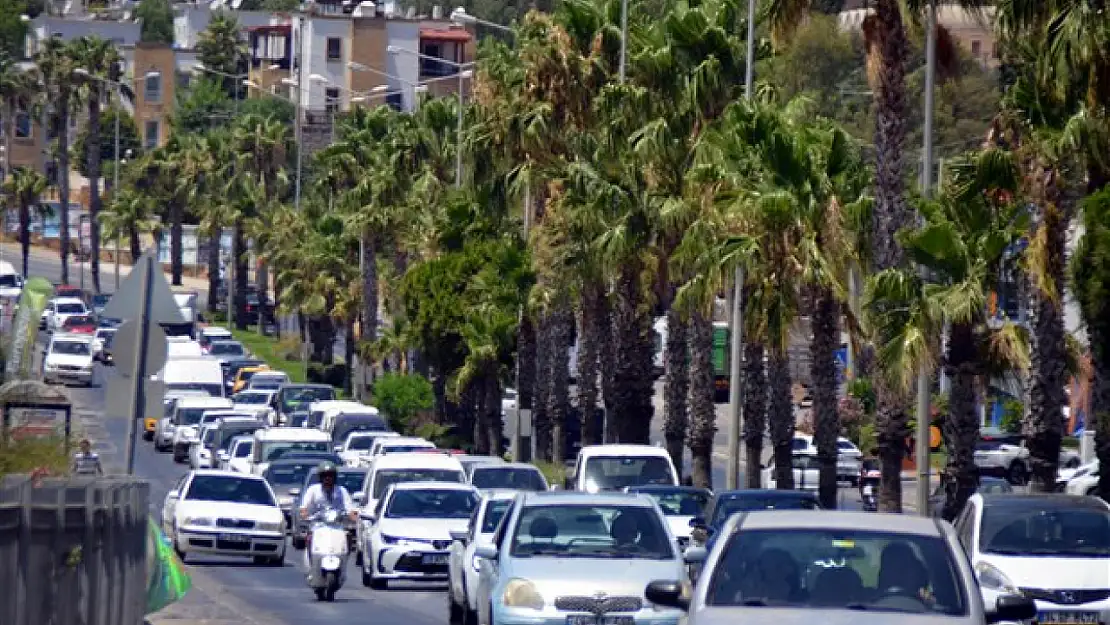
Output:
left=0, top=240, right=210, bottom=292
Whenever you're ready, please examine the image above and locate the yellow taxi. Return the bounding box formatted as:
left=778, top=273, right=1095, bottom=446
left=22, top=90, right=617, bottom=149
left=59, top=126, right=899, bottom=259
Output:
left=232, top=365, right=271, bottom=394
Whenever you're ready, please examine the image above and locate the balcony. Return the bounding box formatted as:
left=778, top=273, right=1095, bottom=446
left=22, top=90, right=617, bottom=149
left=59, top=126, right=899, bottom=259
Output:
left=249, top=25, right=292, bottom=71
left=418, top=29, right=470, bottom=78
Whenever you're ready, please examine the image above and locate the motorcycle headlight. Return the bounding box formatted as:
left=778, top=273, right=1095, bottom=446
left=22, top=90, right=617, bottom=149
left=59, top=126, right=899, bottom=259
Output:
left=183, top=516, right=214, bottom=527
left=502, top=578, right=544, bottom=610
left=975, top=561, right=1018, bottom=594
left=257, top=521, right=283, bottom=532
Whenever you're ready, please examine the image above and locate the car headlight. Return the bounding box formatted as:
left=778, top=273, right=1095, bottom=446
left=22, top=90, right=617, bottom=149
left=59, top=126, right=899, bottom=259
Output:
left=183, top=516, right=214, bottom=527
left=502, top=578, right=545, bottom=610
left=975, top=561, right=1018, bottom=594
left=44, top=362, right=58, bottom=370
left=257, top=521, right=283, bottom=532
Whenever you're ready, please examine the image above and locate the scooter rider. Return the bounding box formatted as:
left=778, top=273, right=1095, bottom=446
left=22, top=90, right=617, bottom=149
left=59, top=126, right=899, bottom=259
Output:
left=299, top=462, right=357, bottom=582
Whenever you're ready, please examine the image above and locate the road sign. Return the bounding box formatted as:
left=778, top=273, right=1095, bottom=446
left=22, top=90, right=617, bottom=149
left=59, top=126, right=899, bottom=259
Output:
left=114, top=320, right=168, bottom=376
left=101, top=254, right=186, bottom=325
left=106, top=377, right=165, bottom=422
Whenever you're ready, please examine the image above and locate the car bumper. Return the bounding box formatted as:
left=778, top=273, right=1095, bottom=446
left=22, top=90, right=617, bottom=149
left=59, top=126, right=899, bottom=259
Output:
left=374, top=545, right=452, bottom=579
left=982, top=587, right=1110, bottom=624
left=173, top=442, right=195, bottom=458
left=44, top=369, right=93, bottom=384
left=178, top=528, right=285, bottom=557
left=492, top=605, right=682, bottom=625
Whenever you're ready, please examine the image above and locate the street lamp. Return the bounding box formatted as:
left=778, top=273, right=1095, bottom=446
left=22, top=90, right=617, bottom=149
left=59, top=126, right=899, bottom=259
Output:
left=449, top=7, right=514, bottom=34
left=387, top=46, right=474, bottom=188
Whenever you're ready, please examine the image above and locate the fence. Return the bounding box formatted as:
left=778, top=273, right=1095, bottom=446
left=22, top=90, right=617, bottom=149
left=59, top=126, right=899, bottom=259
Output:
left=0, top=474, right=150, bottom=625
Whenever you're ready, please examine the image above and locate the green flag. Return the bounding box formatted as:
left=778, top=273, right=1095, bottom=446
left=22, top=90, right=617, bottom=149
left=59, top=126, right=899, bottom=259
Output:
left=146, top=516, right=191, bottom=614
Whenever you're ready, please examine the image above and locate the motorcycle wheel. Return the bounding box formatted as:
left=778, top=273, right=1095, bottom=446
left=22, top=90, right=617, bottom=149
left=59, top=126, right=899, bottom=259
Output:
left=314, top=588, right=326, bottom=601
left=324, top=572, right=338, bottom=602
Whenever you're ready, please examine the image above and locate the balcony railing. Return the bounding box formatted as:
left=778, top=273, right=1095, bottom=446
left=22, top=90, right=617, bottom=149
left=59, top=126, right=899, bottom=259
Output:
left=420, top=59, right=458, bottom=77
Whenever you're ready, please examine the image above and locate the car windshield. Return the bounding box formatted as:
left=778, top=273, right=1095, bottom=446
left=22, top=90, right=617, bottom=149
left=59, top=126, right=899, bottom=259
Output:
left=234, top=392, right=270, bottom=405
left=372, top=469, right=464, bottom=499
left=252, top=380, right=284, bottom=390
left=471, top=467, right=548, bottom=491
left=166, top=383, right=223, bottom=397
left=64, top=315, right=94, bottom=326
left=637, top=489, right=710, bottom=517
left=281, top=387, right=335, bottom=413
left=92, top=294, right=110, bottom=305
left=262, top=441, right=330, bottom=462
left=210, top=342, right=245, bottom=356
left=185, top=475, right=275, bottom=506
left=263, top=463, right=316, bottom=486
left=980, top=506, right=1110, bottom=557
left=481, top=500, right=513, bottom=533
left=202, top=429, right=217, bottom=445
left=583, top=456, right=676, bottom=491
left=510, top=504, right=674, bottom=560
left=0, top=274, right=19, bottom=287
left=307, top=471, right=368, bottom=494
left=705, top=529, right=967, bottom=614
left=381, top=445, right=434, bottom=455
left=347, top=436, right=377, bottom=451
left=837, top=441, right=859, bottom=453
left=233, top=442, right=252, bottom=457
left=96, top=331, right=116, bottom=345
left=56, top=303, right=85, bottom=314
left=712, top=496, right=819, bottom=526
left=385, top=489, right=477, bottom=519
left=51, top=341, right=90, bottom=355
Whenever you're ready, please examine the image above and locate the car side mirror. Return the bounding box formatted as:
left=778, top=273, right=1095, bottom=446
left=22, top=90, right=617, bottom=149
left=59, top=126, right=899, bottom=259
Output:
left=474, top=544, right=498, bottom=560
left=288, top=488, right=301, bottom=497
left=334, top=445, right=343, bottom=452
left=352, top=492, right=365, bottom=504
left=449, top=529, right=468, bottom=544
left=987, top=595, right=1036, bottom=624
left=166, top=490, right=180, bottom=500
left=644, top=580, right=689, bottom=611
left=682, top=547, right=707, bottom=564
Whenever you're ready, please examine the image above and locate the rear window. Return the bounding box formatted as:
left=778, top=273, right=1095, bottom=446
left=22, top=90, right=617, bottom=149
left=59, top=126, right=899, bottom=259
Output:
left=371, top=468, right=464, bottom=499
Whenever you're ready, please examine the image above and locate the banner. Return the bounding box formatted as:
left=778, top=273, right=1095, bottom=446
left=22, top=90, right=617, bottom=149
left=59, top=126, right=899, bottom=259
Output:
left=3, top=277, right=52, bottom=380
left=145, top=516, right=191, bottom=614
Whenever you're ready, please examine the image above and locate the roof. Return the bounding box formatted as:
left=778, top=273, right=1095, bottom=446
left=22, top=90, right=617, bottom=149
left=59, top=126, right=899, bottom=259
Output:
left=391, top=481, right=476, bottom=492
left=737, top=510, right=944, bottom=535
left=200, top=327, right=233, bottom=335
left=482, top=489, right=523, bottom=501
left=372, top=452, right=464, bottom=469
left=52, top=332, right=93, bottom=342
left=193, top=469, right=264, bottom=480
left=52, top=297, right=85, bottom=305
left=380, top=437, right=434, bottom=446
left=627, top=485, right=712, bottom=495
left=255, top=428, right=330, bottom=441
left=715, top=489, right=818, bottom=500
left=419, top=27, right=471, bottom=43
left=578, top=444, right=672, bottom=458
left=282, top=383, right=332, bottom=389
left=472, top=462, right=543, bottom=472
left=176, top=397, right=234, bottom=407
left=979, top=493, right=1110, bottom=512
left=519, top=491, right=655, bottom=507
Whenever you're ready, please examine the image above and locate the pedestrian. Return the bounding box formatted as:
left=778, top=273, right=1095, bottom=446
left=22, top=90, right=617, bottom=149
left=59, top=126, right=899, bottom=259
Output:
left=71, top=439, right=104, bottom=476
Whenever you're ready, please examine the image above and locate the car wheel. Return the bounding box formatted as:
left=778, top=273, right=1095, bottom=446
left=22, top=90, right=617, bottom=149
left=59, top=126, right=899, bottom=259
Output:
left=355, top=548, right=363, bottom=567
left=270, top=550, right=285, bottom=566
left=143, top=431, right=153, bottom=441
left=252, top=555, right=270, bottom=566
left=449, top=589, right=465, bottom=624
left=368, top=557, right=388, bottom=591
left=314, top=588, right=326, bottom=601
left=1007, top=461, right=1028, bottom=485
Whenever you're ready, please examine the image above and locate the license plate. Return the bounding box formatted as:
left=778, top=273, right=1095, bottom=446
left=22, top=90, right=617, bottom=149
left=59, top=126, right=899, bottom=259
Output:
left=422, top=554, right=448, bottom=565
left=1038, top=612, right=1100, bottom=625
left=566, top=617, right=634, bottom=625
left=220, top=533, right=249, bottom=543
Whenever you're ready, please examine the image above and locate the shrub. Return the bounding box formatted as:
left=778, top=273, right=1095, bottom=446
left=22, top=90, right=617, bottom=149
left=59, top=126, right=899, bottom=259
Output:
left=0, top=434, right=71, bottom=477
left=370, top=373, right=434, bottom=435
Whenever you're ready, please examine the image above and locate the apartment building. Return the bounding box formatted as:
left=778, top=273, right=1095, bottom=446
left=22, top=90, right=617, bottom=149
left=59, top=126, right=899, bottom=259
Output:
left=838, top=4, right=999, bottom=69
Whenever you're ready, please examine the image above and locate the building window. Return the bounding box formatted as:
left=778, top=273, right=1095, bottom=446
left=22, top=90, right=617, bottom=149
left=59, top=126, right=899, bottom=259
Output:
left=144, top=119, right=160, bottom=149
left=145, top=72, right=162, bottom=103
left=326, top=37, right=341, bottom=61
left=419, top=41, right=456, bottom=76
left=386, top=92, right=402, bottom=111
left=14, top=111, right=31, bottom=138
left=970, top=40, right=981, bottom=56
left=325, top=87, right=340, bottom=113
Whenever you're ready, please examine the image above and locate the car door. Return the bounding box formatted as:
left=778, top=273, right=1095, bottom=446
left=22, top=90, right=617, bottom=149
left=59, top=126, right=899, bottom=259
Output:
left=477, top=502, right=513, bottom=622
left=450, top=502, right=479, bottom=600
left=163, top=474, right=190, bottom=535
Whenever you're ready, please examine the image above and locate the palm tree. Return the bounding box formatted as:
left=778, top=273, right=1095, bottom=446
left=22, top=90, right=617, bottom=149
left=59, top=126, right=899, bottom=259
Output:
left=0, top=56, right=36, bottom=189
left=36, top=37, right=79, bottom=284
left=102, top=187, right=158, bottom=262
left=2, top=167, right=48, bottom=277
left=70, top=35, right=122, bottom=294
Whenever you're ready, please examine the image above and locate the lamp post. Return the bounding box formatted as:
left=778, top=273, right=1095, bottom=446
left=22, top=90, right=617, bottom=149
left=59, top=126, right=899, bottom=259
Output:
left=386, top=46, right=474, bottom=188
left=449, top=7, right=514, bottom=35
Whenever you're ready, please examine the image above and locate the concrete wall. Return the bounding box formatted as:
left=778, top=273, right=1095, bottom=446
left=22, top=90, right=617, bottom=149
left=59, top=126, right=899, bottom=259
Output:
left=385, top=20, right=420, bottom=111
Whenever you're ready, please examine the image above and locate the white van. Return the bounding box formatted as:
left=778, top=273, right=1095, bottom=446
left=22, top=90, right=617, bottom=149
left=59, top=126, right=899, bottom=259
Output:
left=250, top=428, right=331, bottom=476
left=162, top=356, right=225, bottom=397
left=0, top=260, right=23, bottom=299
left=567, top=444, right=679, bottom=492
left=166, top=337, right=205, bottom=359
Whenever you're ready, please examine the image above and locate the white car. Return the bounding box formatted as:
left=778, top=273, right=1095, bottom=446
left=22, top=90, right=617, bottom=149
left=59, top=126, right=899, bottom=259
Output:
left=1063, top=461, right=1100, bottom=497
left=223, top=436, right=255, bottom=473
left=624, top=485, right=711, bottom=550
left=792, top=432, right=864, bottom=485
left=338, top=431, right=399, bottom=467
left=231, top=390, right=276, bottom=423
left=162, top=470, right=286, bottom=565
left=975, top=435, right=1083, bottom=486
left=169, top=397, right=234, bottom=463
left=956, top=493, right=1110, bottom=624
left=92, top=327, right=117, bottom=364
left=198, top=326, right=234, bottom=353
left=447, top=490, right=518, bottom=623
left=248, top=371, right=291, bottom=391
left=761, top=454, right=820, bottom=490
left=367, top=436, right=437, bottom=460
left=42, top=333, right=95, bottom=386
left=190, top=416, right=260, bottom=470
left=360, top=481, right=479, bottom=589
left=43, top=297, right=88, bottom=332
left=190, top=424, right=221, bottom=470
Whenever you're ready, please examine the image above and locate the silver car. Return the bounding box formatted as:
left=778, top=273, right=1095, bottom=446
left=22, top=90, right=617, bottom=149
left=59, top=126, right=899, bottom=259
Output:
left=474, top=491, right=690, bottom=625
left=644, top=510, right=1037, bottom=625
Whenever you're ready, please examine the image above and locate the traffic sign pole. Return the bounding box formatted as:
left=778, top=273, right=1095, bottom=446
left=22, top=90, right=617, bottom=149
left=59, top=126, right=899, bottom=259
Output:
left=123, top=253, right=155, bottom=475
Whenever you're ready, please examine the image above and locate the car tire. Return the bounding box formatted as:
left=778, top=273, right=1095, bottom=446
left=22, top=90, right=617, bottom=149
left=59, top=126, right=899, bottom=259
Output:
left=449, top=589, right=465, bottom=624
left=252, top=555, right=270, bottom=566
left=314, top=588, right=326, bottom=601
left=143, top=431, right=153, bottom=441
left=292, top=535, right=306, bottom=550
left=270, top=551, right=285, bottom=566
left=1007, top=461, right=1028, bottom=485
left=355, top=548, right=363, bottom=567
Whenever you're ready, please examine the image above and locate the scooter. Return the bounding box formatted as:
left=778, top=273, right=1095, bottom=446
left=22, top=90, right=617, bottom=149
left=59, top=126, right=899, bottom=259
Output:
left=860, top=469, right=881, bottom=511
left=306, top=508, right=350, bottom=602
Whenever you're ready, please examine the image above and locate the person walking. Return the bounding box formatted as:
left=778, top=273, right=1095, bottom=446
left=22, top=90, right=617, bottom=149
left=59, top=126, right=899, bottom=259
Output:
left=71, top=439, right=104, bottom=475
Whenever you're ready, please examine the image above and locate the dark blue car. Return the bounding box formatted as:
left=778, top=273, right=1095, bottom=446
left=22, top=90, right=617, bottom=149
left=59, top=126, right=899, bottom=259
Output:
left=692, top=489, right=822, bottom=552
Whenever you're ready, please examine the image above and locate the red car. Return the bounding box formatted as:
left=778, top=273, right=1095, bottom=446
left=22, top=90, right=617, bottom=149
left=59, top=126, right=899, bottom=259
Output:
left=60, top=314, right=97, bottom=334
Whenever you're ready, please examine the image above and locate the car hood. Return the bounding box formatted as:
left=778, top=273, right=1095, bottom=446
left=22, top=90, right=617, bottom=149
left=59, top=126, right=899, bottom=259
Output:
left=46, top=354, right=93, bottom=366
left=177, top=500, right=283, bottom=523
left=507, top=557, right=684, bottom=599
left=666, top=516, right=694, bottom=539
left=690, top=608, right=972, bottom=625
left=981, top=554, right=1110, bottom=588
left=377, top=517, right=469, bottom=540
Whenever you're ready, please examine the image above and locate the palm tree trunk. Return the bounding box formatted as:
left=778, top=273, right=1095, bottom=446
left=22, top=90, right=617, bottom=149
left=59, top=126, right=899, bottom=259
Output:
left=612, top=263, right=655, bottom=444
left=516, top=314, right=537, bottom=453
left=599, top=296, right=618, bottom=442
left=743, top=340, right=768, bottom=488
left=486, top=369, right=503, bottom=457
left=533, top=311, right=554, bottom=461
left=127, top=225, right=140, bottom=262
left=87, top=92, right=103, bottom=294
left=170, top=200, right=183, bottom=286
left=19, top=203, right=31, bottom=278
left=57, top=109, right=71, bottom=285
left=344, top=317, right=356, bottom=395
left=548, top=302, right=572, bottom=463
left=941, top=322, right=980, bottom=520
left=576, top=284, right=604, bottom=446
left=663, top=307, right=689, bottom=475
left=687, top=310, right=715, bottom=489
left=362, top=229, right=378, bottom=379
left=767, top=348, right=795, bottom=489
left=233, top=221, right=249, bottom=330
left=1026, top=202, right=1068, bottom=492
left=206, top=227, right=221, bottom=314
left=810, top=286, right=841, bottom=508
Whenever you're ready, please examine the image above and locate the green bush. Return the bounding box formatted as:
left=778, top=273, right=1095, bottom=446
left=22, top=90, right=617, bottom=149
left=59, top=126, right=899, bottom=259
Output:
left=0, top=435, right=71, bottom=477
left=371, top=373, right=434, bottom=434
left=1000, top=399, right=1024, bottom=434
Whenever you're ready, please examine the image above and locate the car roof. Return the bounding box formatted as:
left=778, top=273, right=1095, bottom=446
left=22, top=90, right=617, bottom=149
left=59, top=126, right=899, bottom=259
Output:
left=472, top=462, right=542, bottom=472
left=191, top=469, right=264, bottom=480
left=481, top=489, right=523, bottom=501
left=518, top=491, right=657, bottom=508
left=281, top=383, right=331, bottom=390
left=177, top=397, right=234, bottom=408
left=255, top=428, right=330, bottom=441
left=627, top=485, right=712, bottom=494
left=201, top=327, right=233, bottom=335
left=210, top=339, right=243, bottom=346
left=373, top=452, right=463, bottom=469
left=53, top=297, right=85, bottom=305
left=307, top=465, right=368, bottom=475
left=735, top=510, right=944, bottom=536
left=52, top=333, right=93, bottom=342
left=390, top=481, right=476, bottom=493
left=977, top=492, right=1110, bottom=511
left=380, top=437, right=434, bottom=446
left=578, top=444, right=672, bottom=458
left=714, top=489, right=818, bottom=500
